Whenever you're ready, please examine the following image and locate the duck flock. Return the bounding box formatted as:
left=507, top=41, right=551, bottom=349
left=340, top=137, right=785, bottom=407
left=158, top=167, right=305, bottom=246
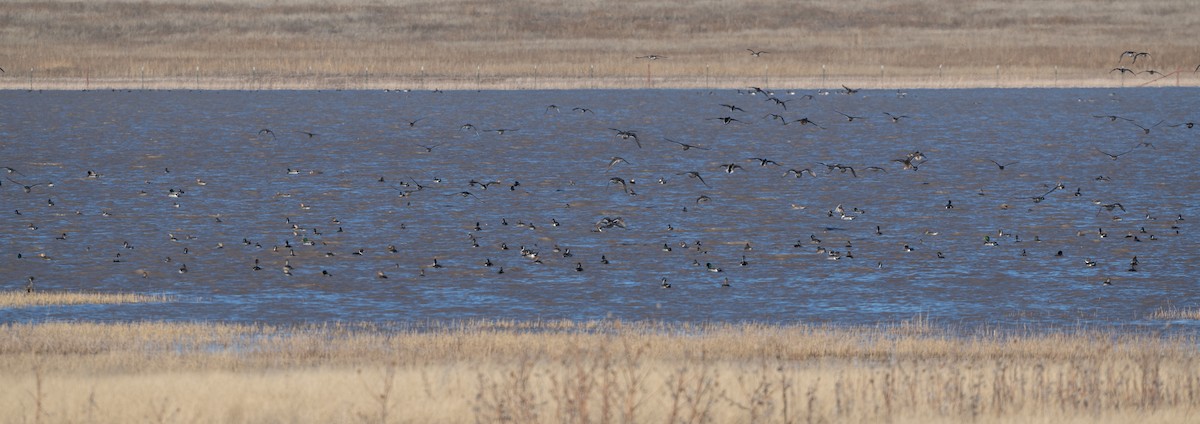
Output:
left=0, top=84, right=1196, bottom=325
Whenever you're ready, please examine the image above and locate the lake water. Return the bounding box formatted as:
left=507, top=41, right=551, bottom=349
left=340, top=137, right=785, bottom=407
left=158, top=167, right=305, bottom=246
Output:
left=1, top=88, right=1197, bottom=329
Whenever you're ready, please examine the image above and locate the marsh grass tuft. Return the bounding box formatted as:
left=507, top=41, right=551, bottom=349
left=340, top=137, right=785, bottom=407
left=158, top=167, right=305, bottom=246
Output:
left=1149, top=306, right=1200, bottom=320
left=0, top=291, right=173, bottom=308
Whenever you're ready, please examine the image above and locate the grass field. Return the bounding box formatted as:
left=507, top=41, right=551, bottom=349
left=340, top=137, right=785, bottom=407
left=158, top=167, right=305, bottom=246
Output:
left=2, top=0, right=1199, bottom=89
left=1, top=320, right=1198, bottom=423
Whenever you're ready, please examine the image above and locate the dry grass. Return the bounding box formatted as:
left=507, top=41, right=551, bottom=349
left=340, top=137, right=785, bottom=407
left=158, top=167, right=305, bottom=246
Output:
left=1, top=319, right=1197, bottom=423
left=1149, top=307, right=1200, bottom=321
left=0, top=290, right=172, bottom=308
left=2, top=0, right=1199, bottom=89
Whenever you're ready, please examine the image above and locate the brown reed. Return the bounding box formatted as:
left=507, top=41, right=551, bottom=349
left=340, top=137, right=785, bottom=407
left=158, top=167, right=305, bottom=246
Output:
left=0, top=320, right=1196, bottom=423
left=1149, top=306, right=1200, bottom=320
left=0, top=290, right=172, bottom=308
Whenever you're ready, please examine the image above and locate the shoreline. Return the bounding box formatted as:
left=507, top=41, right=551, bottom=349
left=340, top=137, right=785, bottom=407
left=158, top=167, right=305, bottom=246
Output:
left=1, top=75, right=1194, bottom=92
left=5, top=0, right=1197, bottom=95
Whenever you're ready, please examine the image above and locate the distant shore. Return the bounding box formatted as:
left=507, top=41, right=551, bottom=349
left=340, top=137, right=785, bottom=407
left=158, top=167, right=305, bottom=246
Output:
left=1, top=74, right=1193, bottom=91
left=3, top=0, right=1197, bottom=92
